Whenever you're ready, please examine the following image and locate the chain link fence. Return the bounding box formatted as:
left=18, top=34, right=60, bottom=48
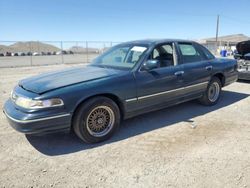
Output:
left=0, top=40, right=236, bottom=68
left=0, top=41, right=121, bottom=68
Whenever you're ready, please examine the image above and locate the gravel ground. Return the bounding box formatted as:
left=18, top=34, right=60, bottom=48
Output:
left=0, top=64, right=250, bottom=188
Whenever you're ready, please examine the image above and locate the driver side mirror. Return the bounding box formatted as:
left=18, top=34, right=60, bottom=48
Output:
left=142, top=60, right=160, bottom=71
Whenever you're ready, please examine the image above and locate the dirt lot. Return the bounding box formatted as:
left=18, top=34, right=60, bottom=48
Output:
left=0, top=64, right=250, bottom=188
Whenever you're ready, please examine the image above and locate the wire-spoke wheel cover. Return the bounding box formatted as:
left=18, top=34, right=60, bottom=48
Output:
left=86, top=105, right=115, bottom=137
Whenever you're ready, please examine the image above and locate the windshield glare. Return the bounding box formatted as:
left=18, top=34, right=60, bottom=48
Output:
left=91, top=44, right=148, bottom=69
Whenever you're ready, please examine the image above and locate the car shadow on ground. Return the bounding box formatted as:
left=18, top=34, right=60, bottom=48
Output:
left=237, top=79, right=250, bottom=84
left=26, top=90, right=249, bottom=156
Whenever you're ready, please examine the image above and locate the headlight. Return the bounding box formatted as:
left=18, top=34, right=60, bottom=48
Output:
left=11, top=91, right=64, bottom=109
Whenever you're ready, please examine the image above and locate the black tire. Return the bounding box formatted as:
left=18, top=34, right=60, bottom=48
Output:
left=73, top=96, right=120, bottom=143
left=199, top=77, right=222, bottom=106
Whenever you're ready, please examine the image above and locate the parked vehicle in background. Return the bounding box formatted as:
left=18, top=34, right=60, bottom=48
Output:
left=11, top=52, right=18, bottom=56
left=26, top=52, right=32, bottom=56
left=0, top=53, right=4, bottom=56
left=17, top=52, right=26, bottom=56
left=4, top=52, right=12, bottom=56
left=234, top=40, right=250, bottom=80
left=56, top=50, right=67, bottom=55
left=68, top=50, right=74, bottom=54
left=3, top=39, right=238, bottom=143
left=32, top=52, right=40, bottom=56
left=47, top=52, right=52, bottom=55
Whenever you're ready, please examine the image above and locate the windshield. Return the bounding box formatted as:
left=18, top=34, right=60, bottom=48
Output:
left=91, top=44, right=148, bottom=70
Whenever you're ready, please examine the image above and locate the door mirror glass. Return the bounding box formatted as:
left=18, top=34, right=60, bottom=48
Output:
left=142, top=60, right=160, bottom=71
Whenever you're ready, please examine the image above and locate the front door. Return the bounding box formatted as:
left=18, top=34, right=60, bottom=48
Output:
left=134, top=42, right=185, bottom=110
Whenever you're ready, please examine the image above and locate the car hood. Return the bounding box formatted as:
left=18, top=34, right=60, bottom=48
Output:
left=19, top=65, right=123, bottom=94
left=236, top=40, right=250, bottom=56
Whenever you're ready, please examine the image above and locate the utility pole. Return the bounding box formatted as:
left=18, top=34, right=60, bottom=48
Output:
left=215, top=15, right=220, bottom=53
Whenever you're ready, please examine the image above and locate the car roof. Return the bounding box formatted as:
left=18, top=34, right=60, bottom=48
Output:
left=122, top=39, right=195, bottom=46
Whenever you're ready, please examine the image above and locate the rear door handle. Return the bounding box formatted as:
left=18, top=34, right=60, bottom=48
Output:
left=174, top=71, right=184, bottom=76
left=206, top=65, right=213, bottom=71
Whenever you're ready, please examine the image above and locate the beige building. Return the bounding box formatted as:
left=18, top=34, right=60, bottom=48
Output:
left=197, top=34, right=250, bottom=55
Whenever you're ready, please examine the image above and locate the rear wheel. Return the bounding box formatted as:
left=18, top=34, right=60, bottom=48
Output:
left=73, top=97, right=120, bottom=143
left=199, top=77, right=222, bottom=106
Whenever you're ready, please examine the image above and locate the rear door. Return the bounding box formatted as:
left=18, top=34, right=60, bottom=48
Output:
left=176, top=42, right=212, bottom=97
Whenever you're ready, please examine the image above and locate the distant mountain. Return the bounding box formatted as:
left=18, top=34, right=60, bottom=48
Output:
left=0, top=41, right=111, bottom=54
left=69, top=46, right=100, bottom=53
left=0, top=41, right=60, bottom=53
left=0, top=45, right=13, bottom=53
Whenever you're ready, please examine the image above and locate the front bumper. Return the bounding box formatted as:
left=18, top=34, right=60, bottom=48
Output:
left=3, top=99, right=72, bottom=134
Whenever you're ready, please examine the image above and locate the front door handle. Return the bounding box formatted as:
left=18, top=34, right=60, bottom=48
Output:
left=174, top=71, right=184, bottom=76
left=206, top=65, right=213, bottom=71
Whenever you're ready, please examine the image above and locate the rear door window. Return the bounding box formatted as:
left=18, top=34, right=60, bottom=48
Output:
left=196, top=44, right=215, bottom=60
left=178, top=43, right=203, bottom=63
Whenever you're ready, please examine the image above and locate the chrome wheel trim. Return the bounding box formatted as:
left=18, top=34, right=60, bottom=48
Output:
left=208, top=82, right=220, bottom=102
left=86, top=106, right=115, bottom=137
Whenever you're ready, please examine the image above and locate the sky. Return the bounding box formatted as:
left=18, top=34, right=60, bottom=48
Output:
left=0, top=0, right=250, bottom=42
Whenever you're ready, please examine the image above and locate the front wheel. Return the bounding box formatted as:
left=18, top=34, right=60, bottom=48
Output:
left=199, top=77, right=222, bottom=106
left=73, top=97, right=120, bottom=143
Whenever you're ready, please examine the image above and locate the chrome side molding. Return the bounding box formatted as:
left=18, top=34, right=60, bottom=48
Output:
left=125, top=81, right=208, bottom=102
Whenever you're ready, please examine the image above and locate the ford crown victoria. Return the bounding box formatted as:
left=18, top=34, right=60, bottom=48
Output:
left=3, top=39, right=238, bottom=143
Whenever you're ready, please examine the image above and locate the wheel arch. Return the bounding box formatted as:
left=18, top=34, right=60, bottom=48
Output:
left=71, top=93, right=125, bottom=128
left=212, top=73, right=225, bottom=87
